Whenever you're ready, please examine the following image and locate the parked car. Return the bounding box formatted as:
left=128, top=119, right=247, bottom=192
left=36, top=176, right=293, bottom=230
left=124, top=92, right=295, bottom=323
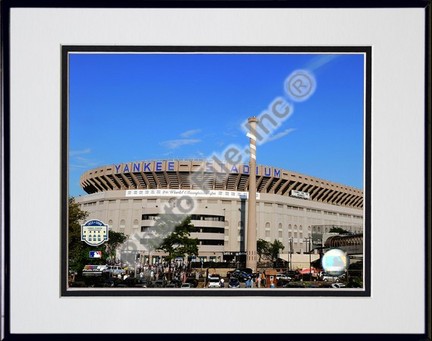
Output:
left=331, top=283, right=346, bottom=288
left=180, top=283, right=193, bottom=288
left=104, top=265, right=126, bottom=277
left=321, top=272, right=344, bottom=282
left=228, top=277, right=240, bottom=288
left=208, top=274, right=222, bottom=288
left=230, top=270, right=249, bottom=282
left=276, top=273, right=292, bottom=281
left=238, top=268, right=253, bottom=275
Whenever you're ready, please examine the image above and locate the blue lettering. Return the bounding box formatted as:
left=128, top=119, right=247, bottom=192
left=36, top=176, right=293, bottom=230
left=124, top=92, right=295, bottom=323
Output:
left=168, top=161, right=175, bottom=171
left=156, top=162, right=162, bottom=171
left=143, top=163, right=151, bottom=172
left=243, top=165, right=249, bottom=174
left=114, top=164, right=121, bottom=173
left=124, top=164, right=130, bottom=173
left=231, top=165, right=239, bottom=173
left=274, top=169, right=280, bottom=178
left=264, top=167, right=271, bottom=176
left=133, top=163, right=141, bottom=172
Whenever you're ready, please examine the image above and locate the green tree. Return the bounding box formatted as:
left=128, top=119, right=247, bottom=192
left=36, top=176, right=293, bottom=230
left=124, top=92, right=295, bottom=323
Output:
left=68, top=197, right=90, bottom=273
left=269, top=239, right=285, bottom=265
left=257, top=239, right=270, bottom=262
left=105, top=230, right=128, bottom=262
left=329, top=227, right=351, bottom=234
left=256, top=239, right=285, bottom=265
left=68, top=197, right=127, bottom=274
left=157, top=216, right=198, bottom=261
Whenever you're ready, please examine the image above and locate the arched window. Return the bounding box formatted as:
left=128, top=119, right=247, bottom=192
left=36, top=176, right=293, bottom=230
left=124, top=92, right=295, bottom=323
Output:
left=265, top=222, right=270, bottom=237
left=120, top=219, right=126, bottom=229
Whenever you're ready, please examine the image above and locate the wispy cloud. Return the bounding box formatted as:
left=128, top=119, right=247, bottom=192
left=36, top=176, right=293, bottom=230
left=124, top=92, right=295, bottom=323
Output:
left=70, top=148, right=91, bottom=156
left=160, top=139, right=201, bottom=149
left=306, top=55, right=340, bottom=72
left=188, top=151, right=205, bottom=159
left=180, top=129, right=201, bottom=138
left=161, top=129, right=202, bottom=149
left=266, top=128, right=296, bottom=142
left=223, top=131, right=238, bottom=138
left=69, top=148, right=99, bottom=170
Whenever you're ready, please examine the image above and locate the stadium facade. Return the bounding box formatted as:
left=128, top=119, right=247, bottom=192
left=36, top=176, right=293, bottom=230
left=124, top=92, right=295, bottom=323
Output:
left=75, top=159, right=363, bottom=264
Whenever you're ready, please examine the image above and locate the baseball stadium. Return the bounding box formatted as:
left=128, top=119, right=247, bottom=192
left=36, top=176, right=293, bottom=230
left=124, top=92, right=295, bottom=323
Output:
left=75, top=159, right=364, bottom=268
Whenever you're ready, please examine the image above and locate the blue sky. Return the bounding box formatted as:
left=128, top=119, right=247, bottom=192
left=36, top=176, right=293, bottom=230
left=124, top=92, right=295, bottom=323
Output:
left=69, top=52, right=365, bottom=197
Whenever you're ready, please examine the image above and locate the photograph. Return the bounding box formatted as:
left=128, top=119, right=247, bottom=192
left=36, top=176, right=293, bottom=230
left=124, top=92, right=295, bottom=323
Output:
left=2, top=1, right=429, bottom=337
left=63, top=47, right=370, bottom=296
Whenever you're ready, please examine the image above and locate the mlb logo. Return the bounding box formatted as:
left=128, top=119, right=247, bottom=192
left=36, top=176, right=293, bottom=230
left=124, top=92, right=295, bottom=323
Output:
left=81, top=219, right=109, bottom=246
left=89, top=251, right=102, bottom=258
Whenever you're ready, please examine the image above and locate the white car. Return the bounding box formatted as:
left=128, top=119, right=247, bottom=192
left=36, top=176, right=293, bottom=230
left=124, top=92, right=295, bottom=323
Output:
left=207, top=275, right=222, bottom=288
left=104, top=265, right=126, bottom=276
left=208, top=280, right=221, bottom=288
left=321, top=272, right=341, bottom=282
left=276, top=274, right=292, bottom=281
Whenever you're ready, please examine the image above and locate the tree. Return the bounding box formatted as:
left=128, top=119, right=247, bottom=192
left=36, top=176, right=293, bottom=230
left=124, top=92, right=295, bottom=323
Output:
left=157, top=216, right=198, bottom=262
left=105, top=230, right=127, bottom=263
left=256, top=239, right=285, bottom=265
left=329, top=227, right=351, bottom=234
left=68, top=197, right=90, bottom=273
left=257, top=239, right=269, bottom=262
left=269, top=239, right=285, bottom=265
left=68, top=197, right=127, bottom=275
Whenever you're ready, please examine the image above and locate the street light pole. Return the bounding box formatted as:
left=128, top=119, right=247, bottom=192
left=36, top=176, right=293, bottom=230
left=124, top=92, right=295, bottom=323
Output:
left=288, top=237, right=293, bottom=272
left=304, top=237, right=312, bottom=280
left=246, top=117, right=258, bottom=272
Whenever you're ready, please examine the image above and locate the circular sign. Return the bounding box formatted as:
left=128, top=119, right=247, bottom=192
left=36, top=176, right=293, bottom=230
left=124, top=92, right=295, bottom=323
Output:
left=81, top=219, right=109, bottom=246
left=321, top=248, right=349, bottom=275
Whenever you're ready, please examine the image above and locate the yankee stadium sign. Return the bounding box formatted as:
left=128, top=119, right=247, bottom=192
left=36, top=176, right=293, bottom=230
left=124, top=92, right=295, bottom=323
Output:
left=113, top=160, right=281, bottom=178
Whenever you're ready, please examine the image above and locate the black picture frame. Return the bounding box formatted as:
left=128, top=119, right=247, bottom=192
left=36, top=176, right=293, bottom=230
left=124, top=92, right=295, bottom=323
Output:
left=60, top=45, right=372, bottom=298
left=1, top=0, right=430, bottom=339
